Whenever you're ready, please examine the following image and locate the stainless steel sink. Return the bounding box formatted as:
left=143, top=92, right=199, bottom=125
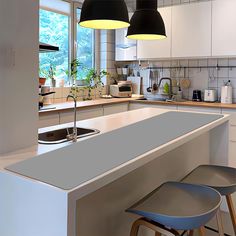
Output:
left=38, top=127, right=100, bottom=145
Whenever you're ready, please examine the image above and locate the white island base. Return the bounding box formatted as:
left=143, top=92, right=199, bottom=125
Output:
left=0, top=108, right=229, bottom=236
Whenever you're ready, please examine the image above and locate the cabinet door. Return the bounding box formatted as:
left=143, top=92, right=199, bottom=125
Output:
left=178, top=106, right=221, bottom=114
left=137, top=7, right=172, bottom=59
left=212, top=0, right=236, bottom=57
left=38, top=113, right=60, bottom=128
left=77, top=107, right=104, bottom=121
left=221, top=109, right=236, bottom=168
left=60, top=107, right=104, bottom=124
left=103, top=103, right=128, bottom=116
left=172, top=2, right=211, bottom=58
left=129, top=103, right=177, bottom=111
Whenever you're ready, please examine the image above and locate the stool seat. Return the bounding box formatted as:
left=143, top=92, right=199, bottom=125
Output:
left=126, top=182, right=221, bottom=230
left=182, top=165, right=236, bottom=196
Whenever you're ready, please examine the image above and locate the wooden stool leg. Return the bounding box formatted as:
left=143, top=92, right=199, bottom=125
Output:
left=129, top=218, right=175, bottom=236
left=198, top=226, right=205, bottom=236
left=130, top=220, right=140, bottom=236
left=188, top=230, right=194, bottom=236
left=216, top=210, right=224, bottom=236
left=226, top=194, right=236, bottom=235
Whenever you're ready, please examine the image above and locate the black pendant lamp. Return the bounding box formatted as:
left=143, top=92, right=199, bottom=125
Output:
left=127, top=0, right=167, bottom=40
left=79, top=0, right=130, bottom=30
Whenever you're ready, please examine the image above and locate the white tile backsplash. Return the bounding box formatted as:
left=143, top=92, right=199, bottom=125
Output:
left=124, top=58, right=236, bottom=103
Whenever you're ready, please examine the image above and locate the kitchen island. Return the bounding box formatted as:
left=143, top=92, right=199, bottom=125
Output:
left=0, top=108, right=230, bottom=236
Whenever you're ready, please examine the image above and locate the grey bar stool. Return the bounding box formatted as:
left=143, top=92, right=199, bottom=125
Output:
left=182, top=165, right=236, bottom=235
left=126, top=182, right=222, bottom=236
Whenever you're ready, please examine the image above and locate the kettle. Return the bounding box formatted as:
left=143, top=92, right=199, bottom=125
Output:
left=221, top=80, right=233, bottom=104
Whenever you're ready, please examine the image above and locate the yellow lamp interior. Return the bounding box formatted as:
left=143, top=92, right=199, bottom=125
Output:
left=127, top=34, right=167, bottom=40
left=80, top=20, right=130, bottom=30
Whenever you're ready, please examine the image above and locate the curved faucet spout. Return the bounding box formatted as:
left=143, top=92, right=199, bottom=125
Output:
left=66, top=94, right=77, bottom=142
left=158, top=77, right=173, bottom=100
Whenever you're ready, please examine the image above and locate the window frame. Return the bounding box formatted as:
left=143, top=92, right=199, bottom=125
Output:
left=39, top=0, right=97, bottom=83
left=39, top=1, right=72, bottom=83
left=72, top=1, right=96, bottom=72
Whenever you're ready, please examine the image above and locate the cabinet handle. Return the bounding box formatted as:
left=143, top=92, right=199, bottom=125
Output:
left=231, top=124, right=236, bottom=127
left=230, top=140, right=236, bottom=143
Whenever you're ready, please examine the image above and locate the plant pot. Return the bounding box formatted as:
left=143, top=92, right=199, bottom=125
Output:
left=76, top=79, right=89, bottom=86
left=39, top=77, right=46, bottom=86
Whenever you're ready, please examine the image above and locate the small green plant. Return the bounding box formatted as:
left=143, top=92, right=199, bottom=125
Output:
left=83, top=68, right=108, bottom=100
left=65, top=59, right=82, bottom=85
left=39, top=64, right=57, bottom=87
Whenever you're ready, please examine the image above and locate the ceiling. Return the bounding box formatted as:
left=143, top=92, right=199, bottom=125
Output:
left=124, top=0, right=136, bottom=12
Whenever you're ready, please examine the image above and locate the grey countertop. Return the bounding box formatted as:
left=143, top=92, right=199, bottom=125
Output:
left=6, top=111, right=223, bottom=190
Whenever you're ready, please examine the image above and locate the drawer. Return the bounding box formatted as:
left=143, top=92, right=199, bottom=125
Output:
left=178, top=106, right=221, bottom=114
left=38, top=113, right=60, bottom=128
left=129, top=103, right=177, bottom=111
left=129, top=103, right=155, bottom=110
left=229, top=141, right=236, bottom=167
left=230, top=126, right=236, bottom=142
left=222, top=109, right=236, bottom=126
left=77, top=107, right=103, bottom=121
left=103, top=103, right=129, bottom=116
left=60, top=106, right=104, bottom=124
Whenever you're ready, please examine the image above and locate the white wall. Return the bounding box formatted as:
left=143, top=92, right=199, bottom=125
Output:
left=0, top=0, right=39, bottom=154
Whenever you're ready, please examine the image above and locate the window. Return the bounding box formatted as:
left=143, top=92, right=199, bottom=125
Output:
left=39, top=8, right=70, bottom=82
left=39, top=0, right=96, bottom=85
left=76, top=8, right=95, bottom=80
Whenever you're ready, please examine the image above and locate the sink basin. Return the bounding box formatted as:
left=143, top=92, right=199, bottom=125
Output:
left=137, top=98, right=168, bottom=102
left=38, top=127, right=100, bottom=144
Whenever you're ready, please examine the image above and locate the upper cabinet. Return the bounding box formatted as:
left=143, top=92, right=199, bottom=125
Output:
left=212, top=0, right=236, bottom=57
left=137, top=7, right=172, bottom=59
left=172, top=1, right=211, bottom=58
left=115, top=1, right=236, bottom=60
left=115, top=13, right=137, bottom=61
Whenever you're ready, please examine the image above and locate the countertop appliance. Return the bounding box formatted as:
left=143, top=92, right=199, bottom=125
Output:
left=39, top=86, right=55, bottom=109
left=192, top=90, right=202, bottom=102
left=221, top=81, right=233, bottom=104
left=110, top=81, right=132, bottom=98
left=204, top=89, right=217, bottom=102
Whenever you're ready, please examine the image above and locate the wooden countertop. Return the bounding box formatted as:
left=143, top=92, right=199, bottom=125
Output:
left=39, top=97, right=236, bottom=115
left=39, top=97, right=136, bottom=114
left=131, top=100, right=236, bottom=110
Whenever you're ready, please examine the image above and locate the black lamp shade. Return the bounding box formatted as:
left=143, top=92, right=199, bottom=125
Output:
left=127, top=0, right=167, bottom=40
left=79, top=0, right=130, bottom=30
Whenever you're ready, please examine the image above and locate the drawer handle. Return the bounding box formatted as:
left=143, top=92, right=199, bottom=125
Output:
left=230, top=140, right=236, bottom=143
left=231, top=124, right=236, bottom=127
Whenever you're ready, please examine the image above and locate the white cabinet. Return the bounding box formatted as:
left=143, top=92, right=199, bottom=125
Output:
left=60, top=107, right=104, bottom=124
left=212, top=0, right=236, bottom=57
left=137, top=7, right=172, bottom=59
left=218, top=109, right=236, bottom=167
left=178, top=106, right=221, bottom=114
left=129, top=102, right=177, bottom=111
left=172, top=1, right=211, bottom=58
left=115, top=13, right=137, bottom=61
left=38, top=113, right=60, bottom=128
left=103, top=103, right=129, bottom=116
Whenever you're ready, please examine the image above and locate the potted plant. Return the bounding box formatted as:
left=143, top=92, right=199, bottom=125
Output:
left=83, top=68, right=108, bottom=100
left=39, top=68, right=47, bottom=86
left=39, top=64, right=57, bottom=87
left=65, top=59, right=82, bottom=85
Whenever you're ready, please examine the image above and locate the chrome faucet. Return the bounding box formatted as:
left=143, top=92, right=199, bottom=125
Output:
left=158, top=77, right=173, bottom=100
left=66, top=94, right=77, bottom=143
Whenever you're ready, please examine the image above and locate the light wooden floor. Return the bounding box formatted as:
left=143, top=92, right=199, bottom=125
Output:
left=193, top=211, right=234, bottom=236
